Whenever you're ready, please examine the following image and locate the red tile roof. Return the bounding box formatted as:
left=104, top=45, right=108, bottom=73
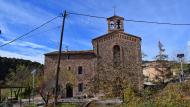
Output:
left=45, top=50, right=95, bottom=56
left=92, top=30, right=141, bottom=41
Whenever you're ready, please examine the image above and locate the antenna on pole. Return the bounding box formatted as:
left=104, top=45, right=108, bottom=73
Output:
left=65, top=45, right=69, bottom=52
left=177, top=53, right=184, bottom=82
left=188, top=41, right=190, bottom=63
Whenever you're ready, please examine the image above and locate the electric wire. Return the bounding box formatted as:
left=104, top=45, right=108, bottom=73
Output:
left=0, top=15, right=60, bottom=47
left=67, top=12, right=107, bottom=19
left=2, top=11, right=190, bottom=48
left=24, top=25, right=61, bottom=40
left=124, top=19, right=190, bottom=26
left=68, top=11, right=190, bottom=26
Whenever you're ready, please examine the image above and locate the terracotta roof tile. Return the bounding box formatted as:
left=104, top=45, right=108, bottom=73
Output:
left=45, top=50, right=95, bottom=56
left=92, top=30, right=141, bottom=41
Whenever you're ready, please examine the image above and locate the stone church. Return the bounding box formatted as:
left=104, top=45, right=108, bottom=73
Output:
left=44, top=15, right=143, bottom=98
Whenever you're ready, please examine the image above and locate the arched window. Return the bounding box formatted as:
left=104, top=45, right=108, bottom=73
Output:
left=113, top=45, right=120, bottom=66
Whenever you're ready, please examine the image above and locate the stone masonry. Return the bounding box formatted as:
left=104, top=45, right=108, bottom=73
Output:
left=44, top=15, right=143, bottom=98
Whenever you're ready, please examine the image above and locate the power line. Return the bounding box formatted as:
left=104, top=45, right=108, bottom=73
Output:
left=0, top=15, right=60, bottom=48
left=67, top=12, right=107, bottom=19
left=1, top=11, right=189, bottom=48
left=24, top=25, right=61, bottom=39
left=68, top=11, right=190, bottom=26
left=124, top=19, right=190, bottom=26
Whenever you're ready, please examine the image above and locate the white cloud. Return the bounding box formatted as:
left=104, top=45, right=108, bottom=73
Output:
left=188, top=41, right=190, bottom=47
left=0, top=50, right=44, bottom=63
left=0, top=38, right=55, bottom=51
left=0, top=0, right=60, bottom=41
left=74, top=39, right=92, bottom=48
left=0, top=1, right=59, bottom=63
left=0, top=1, right=56, bottom=26
left=0, top=22, right=11, bottom=35
left=15, top=41, right=47, bottom=49
left=0, top=38, right=56, bottom=64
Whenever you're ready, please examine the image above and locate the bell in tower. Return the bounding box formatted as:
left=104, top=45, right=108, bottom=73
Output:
left=107, top=16, right=124, bottom=33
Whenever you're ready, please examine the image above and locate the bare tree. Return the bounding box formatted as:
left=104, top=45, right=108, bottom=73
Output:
left=37, top=71, right=55, bottom=105
left=37, top=68, right=77, bottom=105
left=154, top=41, right=172, bottom=84
left=142, top=51, right=148, bottom=59
left=156, top=41, right=168, bottom=61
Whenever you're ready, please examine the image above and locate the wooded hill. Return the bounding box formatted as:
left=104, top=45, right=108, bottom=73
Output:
left=0, top=56, right=43, bottom=83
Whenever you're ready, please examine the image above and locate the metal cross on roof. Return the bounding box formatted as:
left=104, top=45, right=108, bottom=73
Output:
left=113, top=6, right=116, bottom=16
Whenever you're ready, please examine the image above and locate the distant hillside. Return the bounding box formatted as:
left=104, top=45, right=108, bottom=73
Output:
left=0, top=56, right=43, bottom=82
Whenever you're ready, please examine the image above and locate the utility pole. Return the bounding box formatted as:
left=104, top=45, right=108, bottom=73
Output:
left=188, top=41, right=190, bottom=63
left=54, top=10, right=67, bottom=105
left=177, top=53, right=184, bottom=82
left=31, top=69, right=36, bottom=104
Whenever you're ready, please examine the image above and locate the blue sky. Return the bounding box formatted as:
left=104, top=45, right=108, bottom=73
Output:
left=0, top=0, right=190, bottom=63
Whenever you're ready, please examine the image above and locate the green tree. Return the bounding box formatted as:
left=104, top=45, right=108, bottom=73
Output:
left=5, top=64, right=42, bottom=99
left=0, top=56, right=42, bottom=82
left=6, top=65, right=32, bottom=87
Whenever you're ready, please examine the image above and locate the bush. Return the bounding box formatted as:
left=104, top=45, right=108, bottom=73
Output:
left=122, top=81, right=190, bottom=107
left=57, top=103, right=79, bottom=107
left=154, top=81, right=190, bottom=107
left=24, top=103, right=37, bottom=107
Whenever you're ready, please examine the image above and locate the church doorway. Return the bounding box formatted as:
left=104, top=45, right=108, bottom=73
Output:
left=66, top=83, right=73, bottom=98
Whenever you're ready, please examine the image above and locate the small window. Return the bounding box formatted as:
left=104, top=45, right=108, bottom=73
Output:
left=78, top=83, right=83, bottom=92
left=78, top=66, right=83, bottom=74
left=116, top=20, right=121, bottom=29
left=68, top=66, right=71, bottom=71
left=110, top=20, right=115, bottom=30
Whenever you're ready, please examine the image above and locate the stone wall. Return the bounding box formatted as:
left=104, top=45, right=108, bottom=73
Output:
left=44, top=54, right=96, bottom=97
left=92, top=31, right=143, bottom=90
left=44, top=30, right=143, bottom=97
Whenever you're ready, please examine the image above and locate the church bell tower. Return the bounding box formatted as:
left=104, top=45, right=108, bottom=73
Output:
left=107, top=16, right=124, bottom=33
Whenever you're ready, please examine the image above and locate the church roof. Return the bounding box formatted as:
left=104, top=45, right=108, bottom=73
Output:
left=107, top=15, right=124, bottom=20
left=92, top=30, right=141, bottom=42
left=45, top=50, right=95, bottom=56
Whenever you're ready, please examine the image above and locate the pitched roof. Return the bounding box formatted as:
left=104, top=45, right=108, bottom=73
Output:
left=107, top=15, right=124, bottom=20
left=44, top=50, right=95, bottom=56
left=92, top=30, right=141, bottom=41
